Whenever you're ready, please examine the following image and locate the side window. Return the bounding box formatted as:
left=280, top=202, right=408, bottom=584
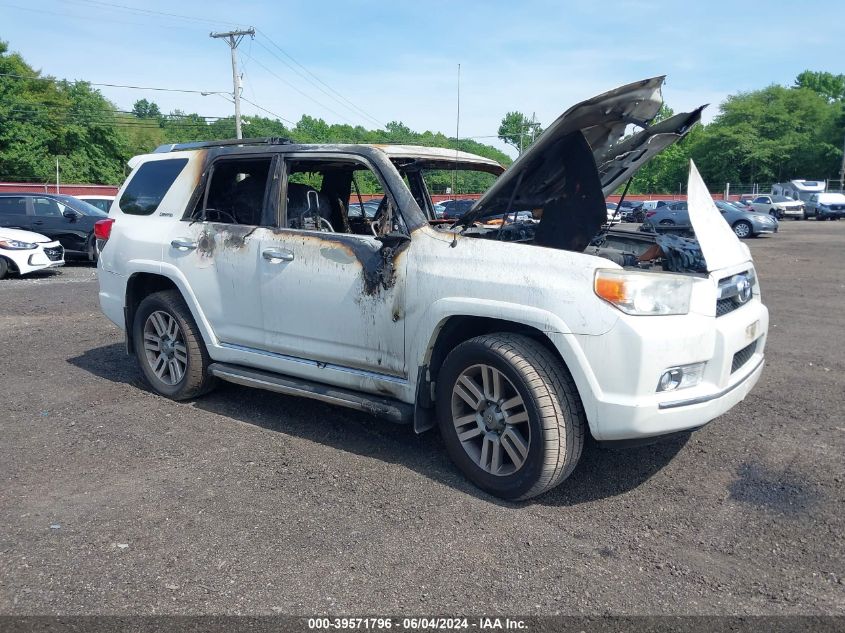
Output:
left=120, top=158, right=188, bottom=216
left=32, top=197, right=64, bottom=217
left=195, top=157, right=273, bottom=226
left=0, top=197, right=27, bottom=215
left=752, top=196, right=767, bottom=204
left=285, top=158, right=397, bottom=236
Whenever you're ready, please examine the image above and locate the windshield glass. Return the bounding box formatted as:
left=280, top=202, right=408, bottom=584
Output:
left=422, top=169, right=497, bottom=200
left=56, top=195, right=108, bottom=217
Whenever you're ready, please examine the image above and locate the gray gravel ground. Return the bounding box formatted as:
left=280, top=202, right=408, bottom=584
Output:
left=0, top=222, right=843, bottom=616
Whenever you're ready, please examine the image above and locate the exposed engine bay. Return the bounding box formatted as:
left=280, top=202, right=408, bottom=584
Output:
left=434, top=219, right=707, bottom=274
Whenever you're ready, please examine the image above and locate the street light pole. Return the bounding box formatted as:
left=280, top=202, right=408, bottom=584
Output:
left=210, top=28, right=255, bottom=139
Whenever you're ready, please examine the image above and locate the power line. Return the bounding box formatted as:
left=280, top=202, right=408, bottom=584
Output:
left=238, top=97, right=295, bottom=126
left=242, top=52, right=359, bottom=126
left=253, top=35, right=385, bottom=129
left=0, top=72, right=229, bottom=95
left=65, top=0, right=238, bottom=27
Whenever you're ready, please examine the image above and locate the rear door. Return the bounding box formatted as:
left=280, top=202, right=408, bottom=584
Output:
left=165, top=154, right=279, bottom=349
left=0, top=196, right=31, bottom=230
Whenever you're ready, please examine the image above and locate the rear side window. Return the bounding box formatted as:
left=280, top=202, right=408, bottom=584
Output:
left=120, top=158, right=188, bottom=215
left=0, top=197, right=27, bottom=215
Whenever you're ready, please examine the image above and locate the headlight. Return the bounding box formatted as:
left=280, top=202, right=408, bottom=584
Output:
left=0, top=239, right=37, bottom=250
left=594, top=269, right=693, bottom=316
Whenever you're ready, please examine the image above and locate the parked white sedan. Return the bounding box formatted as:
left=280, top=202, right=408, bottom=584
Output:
left=748, top=194, right=804, bottom=220
left=0, top=227, right=64, bottom=279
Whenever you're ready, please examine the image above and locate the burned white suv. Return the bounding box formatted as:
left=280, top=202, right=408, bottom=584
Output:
left=96, top=77, right=768, bottom=500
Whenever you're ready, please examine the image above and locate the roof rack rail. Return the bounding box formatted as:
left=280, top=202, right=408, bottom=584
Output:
left=153, top=137, right=292, bottom=153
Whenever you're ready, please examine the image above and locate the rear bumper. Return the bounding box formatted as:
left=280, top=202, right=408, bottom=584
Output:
left=98, top=268, right=126, bottom=330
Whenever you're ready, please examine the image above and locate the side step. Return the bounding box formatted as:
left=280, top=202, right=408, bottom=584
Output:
left=208, top=363, right=413, bottom=424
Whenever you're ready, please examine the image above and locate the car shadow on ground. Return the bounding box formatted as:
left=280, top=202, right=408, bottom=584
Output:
left=68, top=343, right=689, bottom=507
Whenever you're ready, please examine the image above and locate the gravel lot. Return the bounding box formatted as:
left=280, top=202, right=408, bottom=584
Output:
left=1, top=222, right=843, bottom=616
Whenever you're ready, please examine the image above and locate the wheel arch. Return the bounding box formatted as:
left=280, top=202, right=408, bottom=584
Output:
left=124, top=270, right=217, bottom=355
left=413, top=313, right=587, bottom=434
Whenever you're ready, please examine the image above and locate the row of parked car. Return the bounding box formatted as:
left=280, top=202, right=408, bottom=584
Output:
left=0, top=192, right=114, bottom=279
left=604, top=191, right=845, bottom=239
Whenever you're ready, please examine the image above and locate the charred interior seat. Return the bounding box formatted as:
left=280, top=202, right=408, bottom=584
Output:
left=230, top=175, right=265, bottom=225
left=287, top=183, right=334, bottom=230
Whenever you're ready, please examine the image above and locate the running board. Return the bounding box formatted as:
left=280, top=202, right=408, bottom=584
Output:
left=208, top=363, right=413, bottom=424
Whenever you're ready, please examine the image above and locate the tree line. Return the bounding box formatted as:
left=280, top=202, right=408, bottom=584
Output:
left=506, top=71, right=845, bottom=194
left=1, top=39, right=843, bottom=194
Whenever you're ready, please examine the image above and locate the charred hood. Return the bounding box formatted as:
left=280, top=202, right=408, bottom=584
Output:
left=458, top=76, right=704, bottom=249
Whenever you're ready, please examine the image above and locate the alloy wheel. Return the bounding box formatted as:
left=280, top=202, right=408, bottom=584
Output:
left=450, top=363, right=531, bottom=476
left=143, top=310, right=188, bottom=386
left=734, top=222, right=751, bottom=238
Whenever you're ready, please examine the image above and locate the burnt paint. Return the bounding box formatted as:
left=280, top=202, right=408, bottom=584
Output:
left=269, top=227, right=410, bottom=296
left=196, top=223, right=259, bottom=257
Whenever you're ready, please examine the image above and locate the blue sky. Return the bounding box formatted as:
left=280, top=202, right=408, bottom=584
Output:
left=2, top=0, right=844, bottom=155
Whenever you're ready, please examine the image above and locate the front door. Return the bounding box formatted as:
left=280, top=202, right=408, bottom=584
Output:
left=259, top=155, right=406, bottom=377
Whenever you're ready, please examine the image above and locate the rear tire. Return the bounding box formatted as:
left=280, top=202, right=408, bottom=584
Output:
left=436, top=333, right=585, bottom=500
left=133, top=290, right=216, bottom=400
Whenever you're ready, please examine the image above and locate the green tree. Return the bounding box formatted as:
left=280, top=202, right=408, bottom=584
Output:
left=0, top=40, right=128, bottom=184
left=498, top=111, right=542, bottom=153
left=794, top=71, right=845, bottom=102
left=131, top=98, right=162, bottom=119
left=691, top=85, right=842, bottom=185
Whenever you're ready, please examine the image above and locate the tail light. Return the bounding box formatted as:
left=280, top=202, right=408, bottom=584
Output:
left=94, top=218, right=115, bottom=240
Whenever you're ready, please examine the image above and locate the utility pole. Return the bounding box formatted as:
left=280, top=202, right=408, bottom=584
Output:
left=209, top=28, right=255, bottom=139
left=451, top=63, right=460, bottom=196
left=839, top=131, right=845, bottom=192
left=55, top=157, right=60, bottom=193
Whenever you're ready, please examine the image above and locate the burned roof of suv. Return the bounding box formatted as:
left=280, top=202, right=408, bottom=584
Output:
left=152, top=138, right=504, bottom=174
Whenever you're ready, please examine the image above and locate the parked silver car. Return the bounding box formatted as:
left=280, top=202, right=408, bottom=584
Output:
left=643, top=200, right=778, bottom=238
left=805, top=193, right=845, bottom=220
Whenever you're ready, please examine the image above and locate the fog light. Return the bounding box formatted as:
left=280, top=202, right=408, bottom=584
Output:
left=657, top=362, right=706, bottom=392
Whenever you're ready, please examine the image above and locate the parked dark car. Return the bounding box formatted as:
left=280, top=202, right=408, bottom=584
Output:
left=617, top=200, right=645, bottom=222
left=440, top=198, right=477, bottom=220
left=0, top=193, right=108, bottom=260
left=642, top=199, right=778, bottom=238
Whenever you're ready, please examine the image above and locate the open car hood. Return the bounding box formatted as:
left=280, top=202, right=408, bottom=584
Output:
left=458, top=76, right=703, bottom=228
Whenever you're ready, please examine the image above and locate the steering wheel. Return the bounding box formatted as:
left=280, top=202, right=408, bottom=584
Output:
left=203, top=208, right=238, bottom=224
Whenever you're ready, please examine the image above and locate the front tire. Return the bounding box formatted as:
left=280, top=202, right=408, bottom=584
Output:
left=733, top=220, right=752, bottom=238
left=133, top=290, right=216, bottom=400
left=0, top=257, right=9, bottom=280
left=436, top=334, right=585, bottom=500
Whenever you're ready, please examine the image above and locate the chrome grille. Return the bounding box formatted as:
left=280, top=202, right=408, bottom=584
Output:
left=716, top=270, right=756, bottom=318
left=43, top=246, right=64, bottom=261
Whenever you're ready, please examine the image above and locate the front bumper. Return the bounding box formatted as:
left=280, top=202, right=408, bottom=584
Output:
left=558, top=296, right=768, bottom=441
left=4, top=241, right=64, bottom=275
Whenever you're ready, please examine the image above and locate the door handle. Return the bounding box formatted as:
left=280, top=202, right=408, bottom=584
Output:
left=262, top=248, right=294, bottom=262
left=33, top=220, right=44, bottom=225
left=170, top=238, right=198, bottom=251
